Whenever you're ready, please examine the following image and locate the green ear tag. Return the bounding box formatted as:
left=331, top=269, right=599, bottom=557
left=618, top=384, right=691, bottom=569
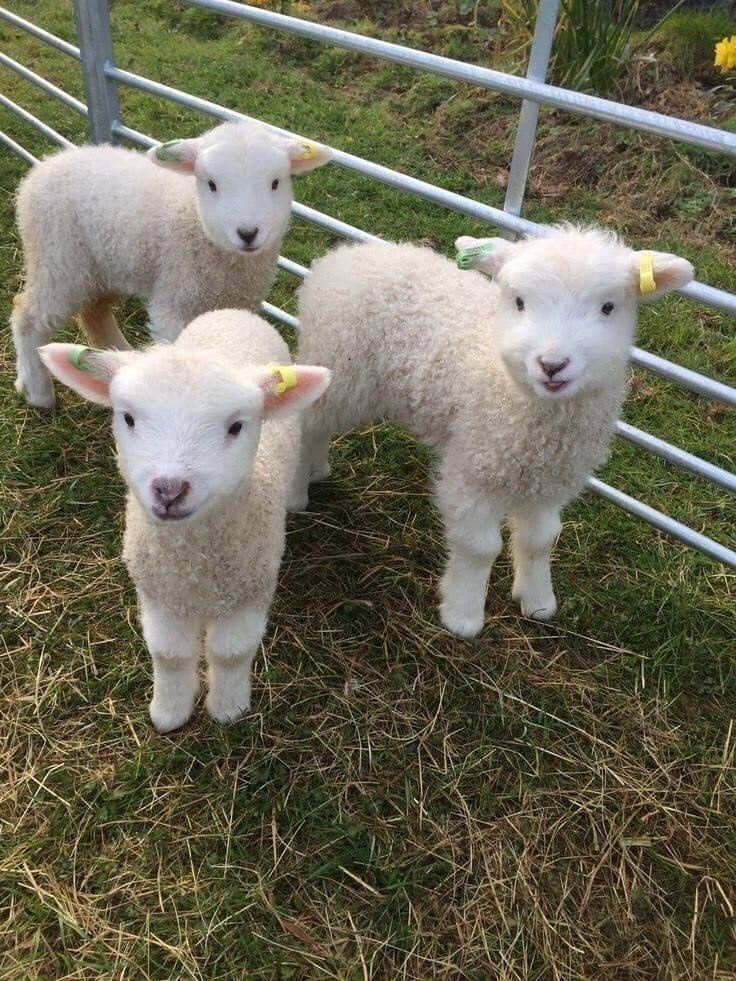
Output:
left=456, top=242, right=494, bottom=270
left=68, top=344, right=103, bottom=372
left=154, top=141, right=182, bottom=161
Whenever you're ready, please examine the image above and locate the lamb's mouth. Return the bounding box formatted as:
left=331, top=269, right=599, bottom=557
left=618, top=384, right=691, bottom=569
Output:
left=152, top=508, right=195, bottom=522
left=543, top=379, right=570, bottom=394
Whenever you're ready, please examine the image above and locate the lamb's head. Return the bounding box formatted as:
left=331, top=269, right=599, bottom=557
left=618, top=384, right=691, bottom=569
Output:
left=456, top=226, right=694, bottom=400
left=40, top=343, right=331, bottom=525
left=148, top=121, right=332, bottom=254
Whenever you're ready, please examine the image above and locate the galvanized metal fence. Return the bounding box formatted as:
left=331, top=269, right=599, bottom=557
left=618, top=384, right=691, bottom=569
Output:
left=0, top=0, right=734, bottom=566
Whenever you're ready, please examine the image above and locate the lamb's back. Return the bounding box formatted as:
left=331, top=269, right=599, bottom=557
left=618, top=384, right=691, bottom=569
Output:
left=298, top=241, right=499, bottom=442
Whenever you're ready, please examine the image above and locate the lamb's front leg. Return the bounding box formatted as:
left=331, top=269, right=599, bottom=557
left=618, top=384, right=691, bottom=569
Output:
left=436, top=477, right=503, bottom=638
left=510, top=504, right=562, bottom=620
left=205, top=606, right=267, bottom=724
left=139, top=594, right=202, bottom=733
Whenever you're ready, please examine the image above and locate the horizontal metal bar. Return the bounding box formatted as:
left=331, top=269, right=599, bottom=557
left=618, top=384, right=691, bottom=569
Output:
left=0, top=6, right=81, bottom=60
left=260, top=301, right=299, bottom=330
left=0, top=127, right=37, bottom=164
left=630, top=347, right=736, bottom=406
left=105, top=64, right=736, bottom=320
left=0, top=92, right=73, bottom=148
left=587, top=477, right=736, bottom=567
left=0, top=52, right=87, bottom=116
left=112, top=121, right=155, bottom=147
left=183, top=0, right=736, bottom=157
left=277, top=255, right=309, bottom=278
left=616, top=421, right=736, bottom=492
left=291, top=202, right=379, bottom=243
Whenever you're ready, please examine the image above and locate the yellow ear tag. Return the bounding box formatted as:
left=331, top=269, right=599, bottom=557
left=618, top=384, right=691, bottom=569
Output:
left=299, top=140, right=318, bottom=160
left=270, top=364, right=298, bottom=395
left=639, top=253, right=656, bottom=295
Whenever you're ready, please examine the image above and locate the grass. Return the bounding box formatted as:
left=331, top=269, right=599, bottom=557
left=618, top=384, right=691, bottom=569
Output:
left=1, top=1, right=735, bottom=977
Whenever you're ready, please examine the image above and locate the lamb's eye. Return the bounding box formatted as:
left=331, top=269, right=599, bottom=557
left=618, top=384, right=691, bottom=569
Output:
left=123, top=412, right=135, bottom=429
left=601, top=302, right=614, bottom=315
left=228, top=421, right=243, bottom=436
left=515, top=296, right=525, bottom=311
left=208, top=179, right=217, bottom=193
left=271, top=178, right=279, bottom=191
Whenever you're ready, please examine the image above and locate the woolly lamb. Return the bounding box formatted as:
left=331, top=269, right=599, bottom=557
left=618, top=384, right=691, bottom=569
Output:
left=294, top=227, right=694, bottom=637
left=13, top=121, right=331, bottom=410
left=40, top=310, right=331, bottom=732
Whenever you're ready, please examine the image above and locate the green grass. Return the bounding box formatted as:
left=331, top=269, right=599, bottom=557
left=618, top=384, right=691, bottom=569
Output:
left=1, top=2, right=735, bottom=977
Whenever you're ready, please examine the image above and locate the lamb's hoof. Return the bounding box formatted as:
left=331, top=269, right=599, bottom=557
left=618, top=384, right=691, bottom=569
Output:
left=439, top=600, right=485, bottom=638
left=206, top=690, right=250, bottom=725
left=308, top=462, right=331, bottom=484
left=15, top=375, right=55, bottom=411
left=514, top=591, right=557, bottom=621
left=287, top=494, right=310, bottom=512
left=149, top=698, right=195, bottom=734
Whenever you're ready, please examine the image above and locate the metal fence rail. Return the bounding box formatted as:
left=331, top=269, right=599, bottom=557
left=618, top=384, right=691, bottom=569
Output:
left=0, top=0, right=734, bottom=570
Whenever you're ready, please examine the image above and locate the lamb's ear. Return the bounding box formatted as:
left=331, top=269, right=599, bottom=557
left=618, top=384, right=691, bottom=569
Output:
left=633, top=250, right=695, bottom=301
left=455, top=236, right=516, bottom=277
left=286, top=138, right=333, bottom=175
left=38, top=344, right=138, bottom=406
left=256, top=364, right=331, bottom=417
left=147, top=137, right=204, bottom=174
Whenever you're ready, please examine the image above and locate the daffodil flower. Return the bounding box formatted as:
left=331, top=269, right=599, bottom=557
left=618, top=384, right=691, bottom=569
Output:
left=714, top=35, right=736, bottom=73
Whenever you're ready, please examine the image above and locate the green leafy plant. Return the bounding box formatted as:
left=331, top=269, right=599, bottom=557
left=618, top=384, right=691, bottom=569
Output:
left=499, top=0, right=691, bottom=96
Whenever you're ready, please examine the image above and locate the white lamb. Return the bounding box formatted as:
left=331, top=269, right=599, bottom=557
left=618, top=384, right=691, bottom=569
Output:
left=13, top=120, right=331, bottom=410
left=40, top=310, right=331, bottom=732
left=294, top=226, right=694, bottom=637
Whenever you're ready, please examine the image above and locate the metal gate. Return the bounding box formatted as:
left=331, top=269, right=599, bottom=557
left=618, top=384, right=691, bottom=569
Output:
left=0, top=0, right=734, bottom=566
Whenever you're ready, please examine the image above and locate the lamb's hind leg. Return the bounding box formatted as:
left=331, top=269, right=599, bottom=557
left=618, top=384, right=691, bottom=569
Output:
left=78, top=296, right=131, bottom=351
left=289, top=426, right=331, bottom=511
left=11, top=291, right=56, bottom=409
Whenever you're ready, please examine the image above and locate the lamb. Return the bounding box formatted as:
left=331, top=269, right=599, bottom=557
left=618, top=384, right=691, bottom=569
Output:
left=293, top=226, right=694, bottom=637
left=13, top=120, right=331, bottom=410
left=40, top=309, right=331, bottom=732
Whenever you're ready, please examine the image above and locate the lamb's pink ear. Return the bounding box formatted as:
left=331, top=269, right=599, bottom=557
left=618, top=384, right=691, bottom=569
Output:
left=146, top=137, right=204, bottom=174
left=256, top=364, right=331, bottom=417
left=632, top=250, right=695, bottom=301
left=286, top=138, right=333, bottom=175
left=38, top=344, right=137, bottom=406
left=455, top=235, right=516, bottom=277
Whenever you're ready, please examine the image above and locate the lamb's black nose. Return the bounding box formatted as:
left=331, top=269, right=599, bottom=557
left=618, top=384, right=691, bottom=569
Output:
left=538, top=357, right=570, bottom=378
left=237, top=227, right=259, bottom=246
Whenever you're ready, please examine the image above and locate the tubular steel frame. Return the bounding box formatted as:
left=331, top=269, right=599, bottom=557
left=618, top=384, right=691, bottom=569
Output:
left=0, top=0, right=733, bottom=567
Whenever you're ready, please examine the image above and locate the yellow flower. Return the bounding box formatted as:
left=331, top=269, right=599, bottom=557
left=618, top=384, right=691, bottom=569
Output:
left=714, top=35, right=736, bottom=73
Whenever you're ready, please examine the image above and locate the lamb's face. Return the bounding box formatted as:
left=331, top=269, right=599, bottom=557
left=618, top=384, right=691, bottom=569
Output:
left=110, top=353, right=266, bottom=524
left=193, top=140, right=295, bottom=254
left=148, top=122, right=333, bottom=255
left=493, top=244, right=639, bottom=400
left=456, top=229, right=695, bottom=401
left=38, top=341, right=332, bottom=528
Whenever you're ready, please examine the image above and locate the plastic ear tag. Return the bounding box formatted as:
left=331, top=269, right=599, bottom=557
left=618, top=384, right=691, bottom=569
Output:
left=456, top=242, right=494, bottom=270
left=639, top=253, right=656, bottom=295
left=270, top=364, right=298, bottom=394
left=298, top=140, right=319, bottom=160
left=68, top=344, right=104, bottom=372
left=154, top=141, right=183, bottom=162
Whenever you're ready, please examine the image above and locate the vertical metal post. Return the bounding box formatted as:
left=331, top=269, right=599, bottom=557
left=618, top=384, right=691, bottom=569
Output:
left=73, top=0, right=120, bottom=143
left=503, top=0, right=560, bottom=227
